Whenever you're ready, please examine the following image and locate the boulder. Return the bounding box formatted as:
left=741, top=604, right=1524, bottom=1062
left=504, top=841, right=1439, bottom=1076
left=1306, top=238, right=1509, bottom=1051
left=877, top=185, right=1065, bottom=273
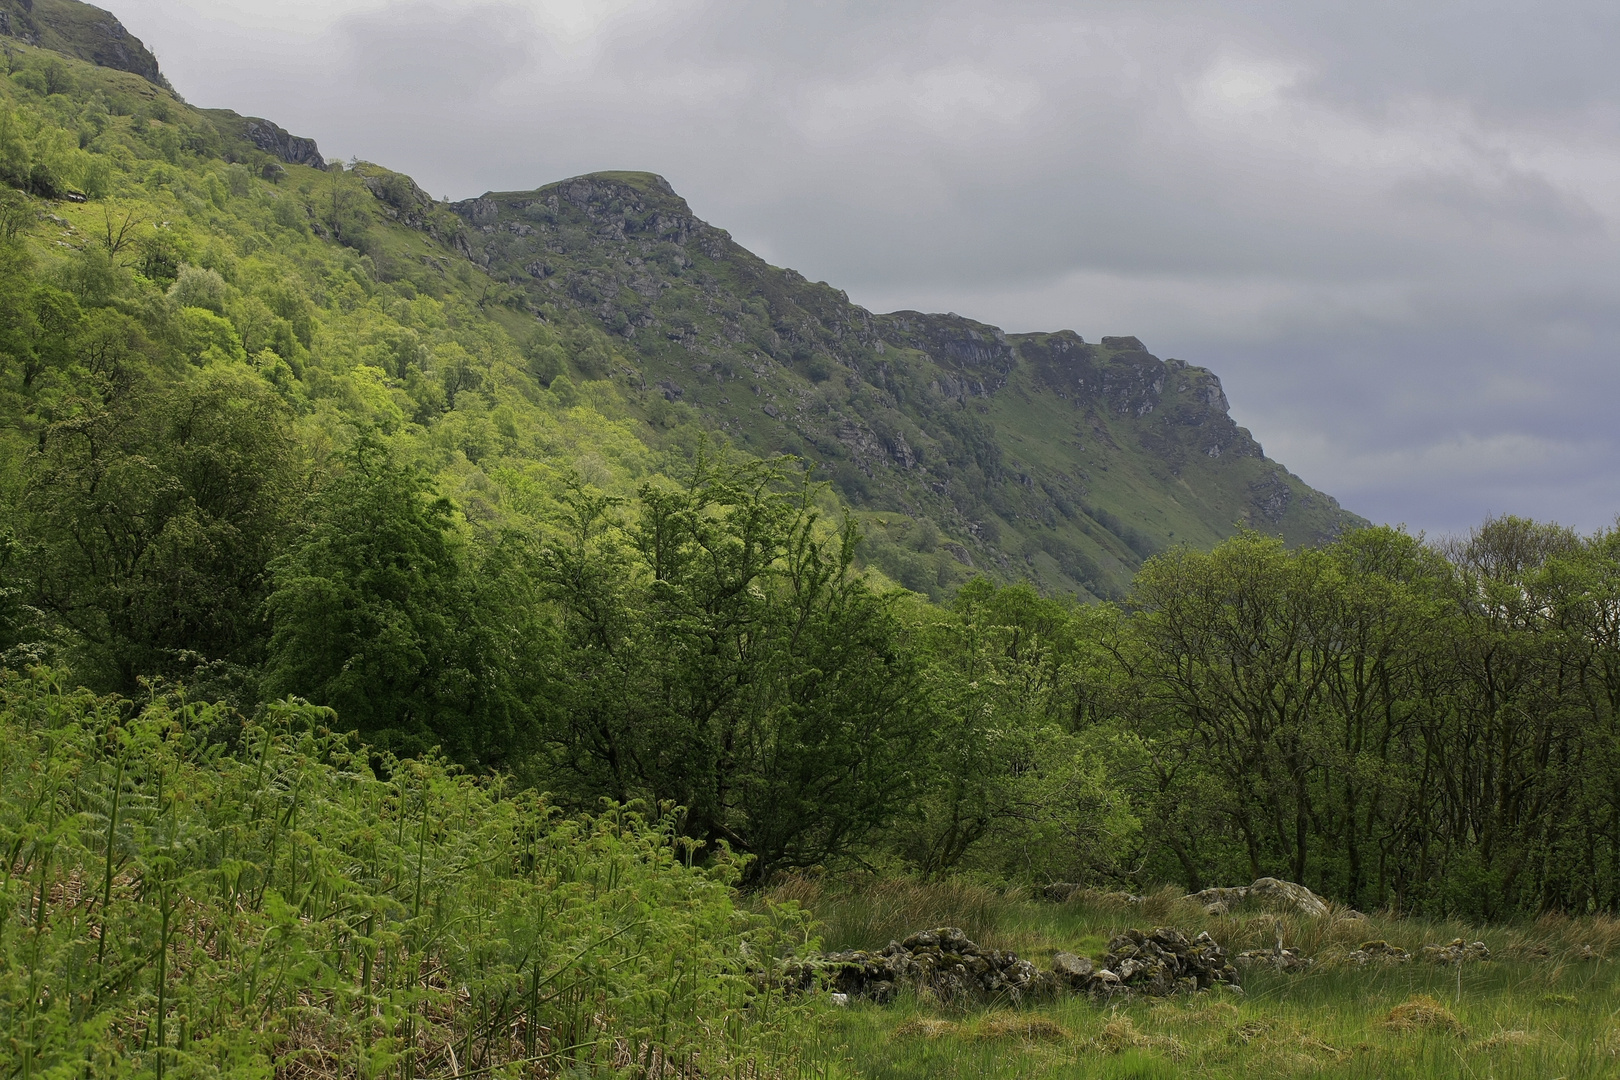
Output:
left=1051, top=951, right=1094, bottom=985
left=1183, top=877, right=1330, bottom=918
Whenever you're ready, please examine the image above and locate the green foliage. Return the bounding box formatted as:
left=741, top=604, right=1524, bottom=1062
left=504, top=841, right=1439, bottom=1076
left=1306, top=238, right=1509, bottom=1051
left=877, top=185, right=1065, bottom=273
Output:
left=0, top=667, right=818, bottom=1079
left=264, top=435, right=543, bottom=768
left=4, top=25, right=1620, bottom=939
left=1118, top=522, right=1620, bottom=917
left=23, top=364, right=301, bottom=690
left=537, top=456, right=929, bottom=880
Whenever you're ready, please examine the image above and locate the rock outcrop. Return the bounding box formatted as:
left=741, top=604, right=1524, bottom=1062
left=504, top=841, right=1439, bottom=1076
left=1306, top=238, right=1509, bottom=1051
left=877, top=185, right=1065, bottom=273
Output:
left=1, top=0, right=168, bottom=87
left=239, top=118, right=325, bottom=168
left=1185, top=877, right=1331, bottom=918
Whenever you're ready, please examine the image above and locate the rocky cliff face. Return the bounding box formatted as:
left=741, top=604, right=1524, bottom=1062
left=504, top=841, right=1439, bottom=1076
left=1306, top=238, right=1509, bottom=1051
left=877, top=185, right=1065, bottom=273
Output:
left=239, top=118, right=325, bottom=168
left=443, top=171, right=1361, bottom=598
left=0, top=0, right=167, bottom=87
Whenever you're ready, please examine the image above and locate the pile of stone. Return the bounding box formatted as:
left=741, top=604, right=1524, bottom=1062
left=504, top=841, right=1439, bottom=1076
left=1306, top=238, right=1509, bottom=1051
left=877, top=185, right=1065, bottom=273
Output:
left=1346, top=940, right=1411, bottom=965
left=782, top=927, right=1043, bottom=1004
left=1343, top=937, right=1492, bottom=967
left=1084, top=928, right=1241, bottom=995
left=1185, top=877, right=1331, bottom=918
left=784, top=925, right=1239, bottom=1004
left=1420, top=939, right=1490, bottom=964
left=1235, top=946, right=1315, bottom=973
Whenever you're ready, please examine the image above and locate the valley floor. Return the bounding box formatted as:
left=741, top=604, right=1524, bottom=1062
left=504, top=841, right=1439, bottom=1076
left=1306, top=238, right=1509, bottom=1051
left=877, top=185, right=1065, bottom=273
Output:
left=781, top=879, right=1620, bottom=1079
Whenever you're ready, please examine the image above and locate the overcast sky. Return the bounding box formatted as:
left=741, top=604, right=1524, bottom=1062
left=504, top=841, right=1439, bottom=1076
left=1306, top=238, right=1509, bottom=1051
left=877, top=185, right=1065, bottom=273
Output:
left=109, top=0, right=1620, bottom=534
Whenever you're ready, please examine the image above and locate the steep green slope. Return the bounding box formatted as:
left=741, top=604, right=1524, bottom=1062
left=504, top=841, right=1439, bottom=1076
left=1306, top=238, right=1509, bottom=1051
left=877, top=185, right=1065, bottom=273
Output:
left=452, top=174, right=1363, bottom=598
left=0, top=0, right=166, bottom=87
left=0, top=0, right=1362, bottom=610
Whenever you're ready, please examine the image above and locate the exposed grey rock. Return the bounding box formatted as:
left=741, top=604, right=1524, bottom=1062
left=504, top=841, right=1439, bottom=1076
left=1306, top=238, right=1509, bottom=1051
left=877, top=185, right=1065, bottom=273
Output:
left=783, top=927, right=1050, bottom=1004
left=1052, top=952, right=1093, bottom=982
left=1184, top=877, right=1330, bottom=918
left=1420, top=939, right=1490, bottom=964
left=241, top=118, right=325, bottom=168
left=1346, top=940, right=1411, bottom=966
left=785, top=925, right=1237, bottom=1005
left=1095, top=928, right=1239, bottom=996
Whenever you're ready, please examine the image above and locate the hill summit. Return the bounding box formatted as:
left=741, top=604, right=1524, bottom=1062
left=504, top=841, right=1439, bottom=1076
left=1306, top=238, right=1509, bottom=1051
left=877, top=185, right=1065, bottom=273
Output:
left=451, top=171, right=1363, bottom=597
left=0, top=0, right=166, bottom=88
left=0, top=0, right=1364, bottom=602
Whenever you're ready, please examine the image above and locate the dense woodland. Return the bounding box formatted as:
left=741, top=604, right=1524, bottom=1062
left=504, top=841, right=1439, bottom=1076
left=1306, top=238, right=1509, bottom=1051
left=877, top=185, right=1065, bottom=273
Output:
left=4, top=29, right=1620, bottom=1078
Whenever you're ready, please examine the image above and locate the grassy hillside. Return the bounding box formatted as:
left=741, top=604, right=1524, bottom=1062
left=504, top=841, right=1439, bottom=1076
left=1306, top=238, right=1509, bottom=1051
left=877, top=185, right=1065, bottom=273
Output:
left=0, top=0, right=166, bottom=88
left=5, top=9, right=1620, bottom=1078
left=452, top=174, right=1363, bottom=599
left=0, top=0, right=1364, bottom=606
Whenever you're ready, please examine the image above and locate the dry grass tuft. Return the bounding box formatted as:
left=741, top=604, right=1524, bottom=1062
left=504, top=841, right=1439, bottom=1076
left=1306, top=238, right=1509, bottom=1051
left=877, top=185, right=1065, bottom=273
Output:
left=788, top=876, right=1013, bottom=951
left=973, top=1015, right=1069, bottom=1042
left=891, top=1018, right=960, bottom=1040
left=1139, top=885, right=1202, bottom=923
left=1479, top=1029, right=1538, bottom=1049
left=1083, top=1016, right=1186, bottom=1060
left=763, top=873, right=823, bottom=907
left=1298, top=1034, right=1351, bottom=1062
left=1071, top=888, right=1144, bottom=915
left=1381, top=995, right=1465, bottom=1036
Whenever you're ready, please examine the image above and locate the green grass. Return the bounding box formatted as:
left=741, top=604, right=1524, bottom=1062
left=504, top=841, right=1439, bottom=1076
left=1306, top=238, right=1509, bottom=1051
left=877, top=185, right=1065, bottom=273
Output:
left=777, top=878, right=1620, bottom=1078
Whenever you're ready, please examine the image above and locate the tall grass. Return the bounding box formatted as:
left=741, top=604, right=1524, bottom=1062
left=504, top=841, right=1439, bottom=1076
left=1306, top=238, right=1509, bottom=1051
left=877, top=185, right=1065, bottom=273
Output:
left=786, top=876, right=1620, bottom=1078
left=0, top=668, right=822, bottom=1079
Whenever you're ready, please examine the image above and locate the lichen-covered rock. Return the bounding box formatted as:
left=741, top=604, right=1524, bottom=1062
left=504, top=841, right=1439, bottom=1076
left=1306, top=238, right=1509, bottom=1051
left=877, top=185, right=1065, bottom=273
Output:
left=784, top=925, right=1236, bottom=1005
left=1347, top=940, right=1412, bottom=966
left=1184, top=877, right=1330, bottom=918
left=782, top=927, right=1052, bottom=1004
left=1052, top=952, right=1094, bottom=982
left=1093, top=928, right=1240, bottom=996
left=1420, top=939, right=1490, bottom=964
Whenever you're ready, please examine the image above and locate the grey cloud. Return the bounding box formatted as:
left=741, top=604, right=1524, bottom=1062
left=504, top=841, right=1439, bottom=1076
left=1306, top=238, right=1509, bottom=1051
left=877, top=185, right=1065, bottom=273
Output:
left=338, top=2, right=536, bottom=97
left=107, top=0, right=1620, bottom=533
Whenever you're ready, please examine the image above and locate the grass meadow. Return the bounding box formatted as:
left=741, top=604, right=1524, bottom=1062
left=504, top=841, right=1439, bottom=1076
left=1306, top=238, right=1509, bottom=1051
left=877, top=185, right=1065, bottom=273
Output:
left=774, top=878, right=1620, bottom=1079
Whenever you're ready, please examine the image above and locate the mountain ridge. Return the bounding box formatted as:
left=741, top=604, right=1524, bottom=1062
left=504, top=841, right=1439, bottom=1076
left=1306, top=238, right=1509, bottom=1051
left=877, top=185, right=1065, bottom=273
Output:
left=446, top=170, right=1363, bottom=597
left=0, top=0, right=167, bottom=88
left=1, top=0, right=1365, bottom=601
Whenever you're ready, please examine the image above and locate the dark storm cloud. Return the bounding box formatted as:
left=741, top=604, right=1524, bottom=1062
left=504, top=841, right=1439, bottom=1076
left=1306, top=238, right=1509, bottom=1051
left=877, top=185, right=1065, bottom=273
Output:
left=110, top=0, right=1620, bottom=533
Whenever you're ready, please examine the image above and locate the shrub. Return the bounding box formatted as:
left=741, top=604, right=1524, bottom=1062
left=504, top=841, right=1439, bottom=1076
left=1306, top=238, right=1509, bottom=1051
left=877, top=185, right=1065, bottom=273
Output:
left=0, top=668, right=817, bottom=1078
